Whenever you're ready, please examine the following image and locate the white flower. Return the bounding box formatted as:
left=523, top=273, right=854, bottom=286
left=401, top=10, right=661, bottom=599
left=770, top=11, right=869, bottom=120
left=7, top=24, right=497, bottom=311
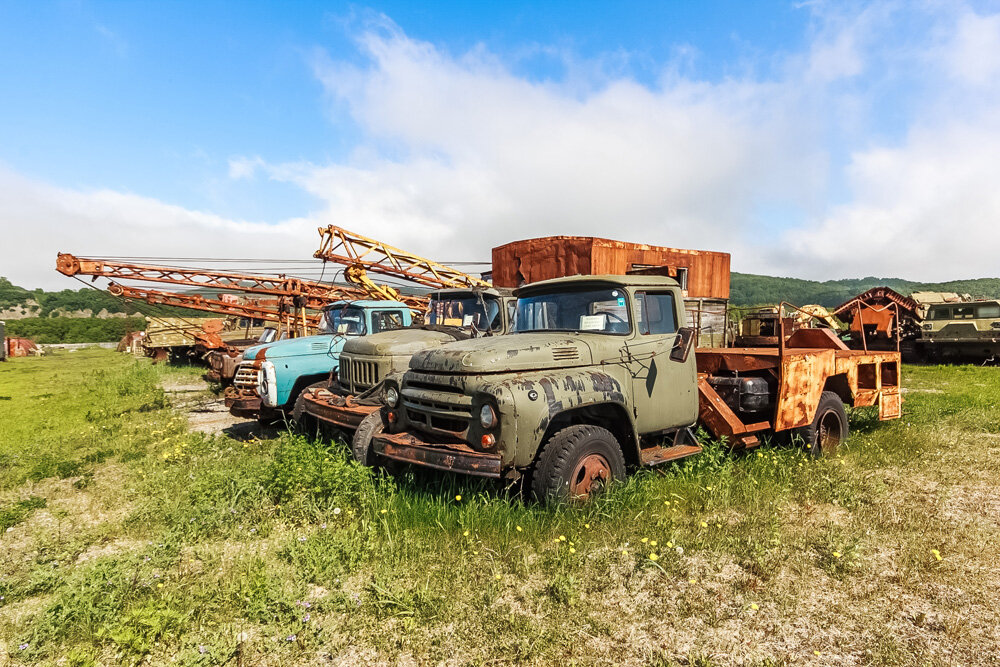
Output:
left=333, top=507, right=342, bottom=515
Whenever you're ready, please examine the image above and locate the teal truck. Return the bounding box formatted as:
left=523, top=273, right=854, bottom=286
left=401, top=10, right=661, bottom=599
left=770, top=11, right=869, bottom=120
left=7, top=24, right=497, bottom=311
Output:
left=224, top=300, right=413, bottom=423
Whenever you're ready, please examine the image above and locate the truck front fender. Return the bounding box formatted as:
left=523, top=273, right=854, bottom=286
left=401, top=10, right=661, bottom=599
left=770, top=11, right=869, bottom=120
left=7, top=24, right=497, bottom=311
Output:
left=487, top=368, right=637, bottom=468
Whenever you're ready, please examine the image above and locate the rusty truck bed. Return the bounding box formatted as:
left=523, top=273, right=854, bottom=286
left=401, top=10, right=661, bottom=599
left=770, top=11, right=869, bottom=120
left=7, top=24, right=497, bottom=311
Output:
left=695, top=327, right=902, bottom=448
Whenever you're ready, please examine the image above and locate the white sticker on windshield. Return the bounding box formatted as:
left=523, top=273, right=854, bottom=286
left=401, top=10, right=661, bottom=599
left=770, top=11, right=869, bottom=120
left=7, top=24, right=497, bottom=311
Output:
left=463, top=315, right=474, bottom=326
left=580, top=314, right=607, bottom=330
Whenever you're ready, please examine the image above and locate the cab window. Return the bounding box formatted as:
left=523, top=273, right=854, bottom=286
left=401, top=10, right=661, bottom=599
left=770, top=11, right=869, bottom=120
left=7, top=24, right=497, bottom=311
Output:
left=954, top=306, right=975, bottom=319
left=372, top=310, right=405, bottom=333
left=976, top=304, right=1000, bottom=319
left=636, top=291, right=678, bottom=335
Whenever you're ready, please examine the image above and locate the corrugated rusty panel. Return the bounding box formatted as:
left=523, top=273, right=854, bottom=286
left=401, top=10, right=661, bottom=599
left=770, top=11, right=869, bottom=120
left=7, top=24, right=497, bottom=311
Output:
left=492, top=236, right=730, bottom=299
left=774, top=349, right=837, bottom=431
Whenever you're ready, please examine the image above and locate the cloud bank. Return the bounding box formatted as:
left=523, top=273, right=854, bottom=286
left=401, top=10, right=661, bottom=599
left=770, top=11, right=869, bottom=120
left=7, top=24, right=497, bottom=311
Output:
left=4, top=2, right=1000, bottom=290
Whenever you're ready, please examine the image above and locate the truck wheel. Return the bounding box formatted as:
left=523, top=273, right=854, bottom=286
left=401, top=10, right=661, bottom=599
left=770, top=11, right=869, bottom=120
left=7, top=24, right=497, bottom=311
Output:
left=797, top=391, right=849, bottom=457
left=531, top=425, right=626, bottom=504
left=291, top=381, right=326, bottom=435
left=352, top=410, right=387, bottom=468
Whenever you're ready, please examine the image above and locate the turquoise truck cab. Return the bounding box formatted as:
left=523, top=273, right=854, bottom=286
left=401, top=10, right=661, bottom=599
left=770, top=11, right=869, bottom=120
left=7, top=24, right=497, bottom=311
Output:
left=224, top=300, right=412, bottom=421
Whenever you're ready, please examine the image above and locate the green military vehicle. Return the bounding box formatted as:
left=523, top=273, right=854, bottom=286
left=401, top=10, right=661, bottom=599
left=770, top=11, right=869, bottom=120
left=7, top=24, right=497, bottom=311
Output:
left=364, top=274, right=903, bottom=502
left=298, top=287, right=516, bottom=435
left=917, top=299, right=1000, bottom=363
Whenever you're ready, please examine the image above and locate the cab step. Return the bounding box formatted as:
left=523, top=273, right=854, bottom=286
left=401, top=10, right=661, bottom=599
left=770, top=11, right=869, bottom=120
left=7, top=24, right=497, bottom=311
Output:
left=640, top=443, right=703, bottom=466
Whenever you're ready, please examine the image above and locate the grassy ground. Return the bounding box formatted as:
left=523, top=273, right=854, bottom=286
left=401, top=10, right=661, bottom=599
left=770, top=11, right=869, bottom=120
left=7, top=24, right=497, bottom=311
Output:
left=1, top=349, right=998, bottom=665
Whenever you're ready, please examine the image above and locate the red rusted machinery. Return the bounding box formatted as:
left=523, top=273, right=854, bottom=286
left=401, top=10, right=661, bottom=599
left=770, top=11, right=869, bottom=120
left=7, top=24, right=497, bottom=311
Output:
left=697, top=304, right=901, bottom=449
left=107, top=283, right=322, bottom=336
left=833, top=287, right=921, bottom=351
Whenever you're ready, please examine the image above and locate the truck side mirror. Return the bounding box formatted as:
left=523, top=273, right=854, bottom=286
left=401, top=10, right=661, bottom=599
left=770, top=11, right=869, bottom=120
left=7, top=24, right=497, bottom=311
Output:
left=669, top=326, right=695, bottom=363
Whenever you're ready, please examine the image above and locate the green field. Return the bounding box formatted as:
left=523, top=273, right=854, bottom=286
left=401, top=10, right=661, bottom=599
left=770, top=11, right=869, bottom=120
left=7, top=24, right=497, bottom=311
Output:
left=1, top=350, right=998, bottom=665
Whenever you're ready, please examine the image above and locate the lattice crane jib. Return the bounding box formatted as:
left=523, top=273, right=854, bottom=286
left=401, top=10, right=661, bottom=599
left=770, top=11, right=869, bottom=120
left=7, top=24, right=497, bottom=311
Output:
left=313, top=226, right=491, bottom=295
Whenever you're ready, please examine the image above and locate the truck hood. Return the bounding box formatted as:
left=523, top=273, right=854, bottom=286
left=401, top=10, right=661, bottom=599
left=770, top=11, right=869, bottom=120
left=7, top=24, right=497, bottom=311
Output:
left=409, top=333, right=595, bottom=374
left=242, top=334, right=343, bottom=361
left=341, top=328, right=468, bottom=357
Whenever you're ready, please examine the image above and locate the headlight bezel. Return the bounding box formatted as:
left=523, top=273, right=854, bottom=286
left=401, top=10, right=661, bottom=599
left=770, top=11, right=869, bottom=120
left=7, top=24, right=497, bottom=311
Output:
left=479, top=403, right=498, bottom=429
left=385, top=385, right=400, bottom=408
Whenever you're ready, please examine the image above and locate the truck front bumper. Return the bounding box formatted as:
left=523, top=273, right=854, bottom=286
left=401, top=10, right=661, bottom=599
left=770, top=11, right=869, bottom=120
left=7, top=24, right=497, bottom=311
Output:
left=224, top=387, right=261, bottom=419
left=371, top=430, right=501, bottom=478
left=300, top=386, right=377, bottom=431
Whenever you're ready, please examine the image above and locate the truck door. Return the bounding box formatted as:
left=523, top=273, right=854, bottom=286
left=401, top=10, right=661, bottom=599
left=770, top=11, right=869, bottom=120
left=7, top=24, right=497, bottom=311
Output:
left=627, top=290, right=699, bottom=433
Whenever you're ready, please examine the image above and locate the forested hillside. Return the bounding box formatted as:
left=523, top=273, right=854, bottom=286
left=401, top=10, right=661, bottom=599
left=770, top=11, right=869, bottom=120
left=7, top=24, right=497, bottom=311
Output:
left=730, top=273, right=1000, bottom=308
left=4, top=316, right=148, bottom=344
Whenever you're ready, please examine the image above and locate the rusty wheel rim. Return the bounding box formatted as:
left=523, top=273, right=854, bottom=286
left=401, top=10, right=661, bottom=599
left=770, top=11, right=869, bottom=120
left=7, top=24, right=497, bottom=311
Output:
left=569, top=453, right=612, bottom=500
left=817, top=410, right=843, bottom=455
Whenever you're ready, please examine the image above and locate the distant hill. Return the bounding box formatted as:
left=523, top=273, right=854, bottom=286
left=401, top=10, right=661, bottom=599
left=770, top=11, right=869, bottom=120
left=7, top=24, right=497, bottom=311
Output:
left=5, top=273, right=1000, bottom=323
left=730, top=273, right=1000, bottom=308
left=0, top=277, right=214, bottom=320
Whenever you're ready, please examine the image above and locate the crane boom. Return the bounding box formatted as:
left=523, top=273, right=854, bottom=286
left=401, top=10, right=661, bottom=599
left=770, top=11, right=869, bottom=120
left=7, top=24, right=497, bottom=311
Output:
left=56, top=253, right=429, bottom=312
left=107, top=283, right=323, bottom=329
left=313, top=225, right=490, bottom=292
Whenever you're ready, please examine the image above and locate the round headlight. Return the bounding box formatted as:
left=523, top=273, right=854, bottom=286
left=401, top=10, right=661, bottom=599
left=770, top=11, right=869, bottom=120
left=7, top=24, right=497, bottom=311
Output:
left=386, top=386, right=399, bottom=408
left=479, top=404, right=497, bottom=429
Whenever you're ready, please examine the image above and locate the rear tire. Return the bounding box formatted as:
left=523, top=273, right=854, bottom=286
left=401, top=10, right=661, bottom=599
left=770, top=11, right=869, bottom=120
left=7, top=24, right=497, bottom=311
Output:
left=530, top=425, right=626, bottom=504
left=794, top=390, right=849, bottom=457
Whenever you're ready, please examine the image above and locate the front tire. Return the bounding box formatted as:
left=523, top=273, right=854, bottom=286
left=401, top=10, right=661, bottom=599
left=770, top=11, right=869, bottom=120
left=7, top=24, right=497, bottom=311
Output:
left=530, top=425, right=626, bottom=504
left=352, top=410, right=386, bottom=467
left=795, top=390, right=849, bottom=457
left=291, top=381, right=326, bottom=435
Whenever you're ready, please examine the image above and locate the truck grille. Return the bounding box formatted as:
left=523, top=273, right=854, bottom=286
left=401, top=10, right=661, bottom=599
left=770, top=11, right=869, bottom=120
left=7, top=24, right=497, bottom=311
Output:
left=401, top=375, right=473, bottom=439
left=234, top=362, right=259, bottom=390
left=340, top=357, right=380, bottom=393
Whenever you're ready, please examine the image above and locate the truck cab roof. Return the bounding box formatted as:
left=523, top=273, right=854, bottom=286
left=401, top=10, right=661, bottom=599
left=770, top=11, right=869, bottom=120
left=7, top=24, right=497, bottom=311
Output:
left=514, top=273, right=681, bottom=295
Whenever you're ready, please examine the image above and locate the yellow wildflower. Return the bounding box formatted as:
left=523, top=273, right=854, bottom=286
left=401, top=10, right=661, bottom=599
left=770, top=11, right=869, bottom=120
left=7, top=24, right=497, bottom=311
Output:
left=641, top=537, right=648, bottom=543
left=650, top=540, right=657, bottom=547
left=569, top=547, right=576, bottom=554
left=931, top=548, right=942, bottom=561
left=750, top=603, right=759, bottom=610
left=649, top=553, right=659, bottom=561
left=688, top=578, right=697, bottom=584
left=455, top=494, right=462, bottom=501
left=515, top=525, right=522, bottom=532
left=832, top=551, right=841, bottom=558
left=463, top=530, right=469, bottom=537
left=700, top=521, right=708, bottom=528
left=584, top=523, right=591, bottom=529
left=559, top=535, right=566, bottom=542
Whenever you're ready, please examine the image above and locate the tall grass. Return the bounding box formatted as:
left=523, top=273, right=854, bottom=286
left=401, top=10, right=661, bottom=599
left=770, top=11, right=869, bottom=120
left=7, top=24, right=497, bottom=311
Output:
left=1, top=352, right=998, bottom=664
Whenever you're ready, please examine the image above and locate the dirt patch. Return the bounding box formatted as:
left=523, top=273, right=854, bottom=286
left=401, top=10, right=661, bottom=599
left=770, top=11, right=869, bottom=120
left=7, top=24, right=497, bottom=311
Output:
left=160, top=376, right=271, bottom=438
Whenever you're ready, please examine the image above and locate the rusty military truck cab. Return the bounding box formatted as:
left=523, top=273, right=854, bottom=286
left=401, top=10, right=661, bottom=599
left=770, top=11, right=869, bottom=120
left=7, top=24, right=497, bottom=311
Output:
left=371, top=275, right=703, bottom=500
left=369, top=275, right=904, bottom=503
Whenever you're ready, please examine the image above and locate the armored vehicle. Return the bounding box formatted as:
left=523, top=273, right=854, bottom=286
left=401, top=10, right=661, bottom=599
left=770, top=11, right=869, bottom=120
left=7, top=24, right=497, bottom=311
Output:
left=917, top=300, right=1000, bottom=363
left=365, top=274, right=902, bottom=502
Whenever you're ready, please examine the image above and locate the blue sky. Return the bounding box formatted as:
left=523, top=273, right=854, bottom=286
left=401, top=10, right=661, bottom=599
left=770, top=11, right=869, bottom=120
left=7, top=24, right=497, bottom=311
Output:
left=0, top=1, right=809, bottom=222
left=3, top=1, right=1000, bottom=288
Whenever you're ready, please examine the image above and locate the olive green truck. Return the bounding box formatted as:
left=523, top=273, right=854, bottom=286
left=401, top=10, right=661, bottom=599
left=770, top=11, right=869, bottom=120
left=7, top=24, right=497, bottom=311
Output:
left=362, top=274, right=903, bottom=502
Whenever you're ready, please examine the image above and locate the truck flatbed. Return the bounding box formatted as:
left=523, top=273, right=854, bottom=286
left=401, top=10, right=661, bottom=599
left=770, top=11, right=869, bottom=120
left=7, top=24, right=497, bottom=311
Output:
left=696, top=327, right=901, bottom=448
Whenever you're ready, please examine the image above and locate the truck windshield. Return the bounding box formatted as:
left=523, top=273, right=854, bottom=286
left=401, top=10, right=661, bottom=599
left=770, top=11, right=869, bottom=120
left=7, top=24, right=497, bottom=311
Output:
left=514, top=287, right=632, bottom=335
left=322, top=306, right=367, bottom=335
left=425, top=295, right=502, bottom=332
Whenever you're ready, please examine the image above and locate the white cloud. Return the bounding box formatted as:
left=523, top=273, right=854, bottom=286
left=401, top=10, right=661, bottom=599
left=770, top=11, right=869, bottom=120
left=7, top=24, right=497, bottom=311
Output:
left=6, top=1, right=1000, bottom=293
left=0, top=166, right=319, bottom=290
left=227, top=155, right=265, bottom=180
